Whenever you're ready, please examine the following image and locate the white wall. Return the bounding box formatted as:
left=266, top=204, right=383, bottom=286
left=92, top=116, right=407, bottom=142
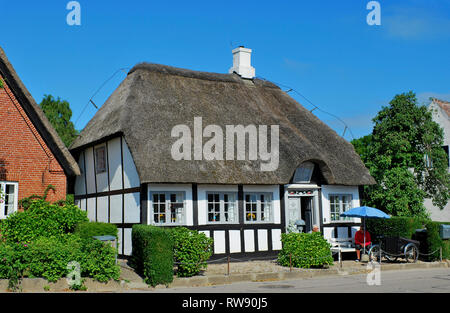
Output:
left=73, top=136, right=141, bottom=256
left=321, top=185, right=361, bottom=225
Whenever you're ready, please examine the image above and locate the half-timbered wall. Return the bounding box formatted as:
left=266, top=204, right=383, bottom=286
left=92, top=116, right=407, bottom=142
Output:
left=74, top=136, right=141, bottom=256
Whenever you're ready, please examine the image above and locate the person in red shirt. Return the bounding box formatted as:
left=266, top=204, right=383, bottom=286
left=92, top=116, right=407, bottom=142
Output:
left=354, top=226, right=371, bottom=261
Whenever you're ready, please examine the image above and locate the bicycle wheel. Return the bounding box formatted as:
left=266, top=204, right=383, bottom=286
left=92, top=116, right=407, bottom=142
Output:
left=368, top=244, right=381, bottom=262
left=404, top=243, right=419, bottom=263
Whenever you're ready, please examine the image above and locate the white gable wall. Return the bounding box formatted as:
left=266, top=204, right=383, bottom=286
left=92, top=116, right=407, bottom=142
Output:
left=73, top=136, right=141, bottom=256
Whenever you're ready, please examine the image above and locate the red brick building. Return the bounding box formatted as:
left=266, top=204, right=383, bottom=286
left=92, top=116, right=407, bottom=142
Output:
left=0, top=47, right=80, bottom=217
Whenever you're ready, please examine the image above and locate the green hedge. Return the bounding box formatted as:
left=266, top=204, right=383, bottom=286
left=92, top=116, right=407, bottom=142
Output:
left=366, top=217, right=450, bottom=261
left=131, top=225, right=174, bottom=287
left=0, top=235, right=120, bottom=285
left=74, top=222, right=118, bottom=240
left=0, top=199, right=88, bottom=243
left=0, top=199, right=119, bottom=289
left=365, top=216, right=423, bottom=240
left=171, top=227, right=214, bottom=277
left=278, top=232, right=333, bottom=268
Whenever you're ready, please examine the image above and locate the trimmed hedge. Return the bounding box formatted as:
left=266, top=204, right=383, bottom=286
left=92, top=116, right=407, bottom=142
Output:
left=171, top=227, right=214, bottom=277
left=74, top=222, right=118, bottom=240
left=366, top=217, right=450, bottom=261
left=278, top=232, right=333, bottom=268
left=365, top=216, right=423, bottom=240
left=131, top=225, right=174, bottom=287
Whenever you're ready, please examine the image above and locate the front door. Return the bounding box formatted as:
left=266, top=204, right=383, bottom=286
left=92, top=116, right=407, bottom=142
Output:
left=287, top=196, right=314, bottom=232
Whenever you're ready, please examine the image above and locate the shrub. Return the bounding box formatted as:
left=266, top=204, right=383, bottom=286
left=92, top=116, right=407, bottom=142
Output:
left=80, top=237, right=120, bottom=282
left=131, top=225, right=174, bottom=287
left=0, top=199, right=88, bottom=243
left=421, top=221, right=449, bottom=262
left=366, top=216, right=450, bottom=261
left=0, top=242, right=30, bottom=290
left=278, top=232, right=333, bottom=269
left=26, top=235, right=83, bottom=282
left=74, top=222, right=118, bottom=240
left=171, top=227, right=214, bottom=277
left=366, top=216, right=423, bottom=241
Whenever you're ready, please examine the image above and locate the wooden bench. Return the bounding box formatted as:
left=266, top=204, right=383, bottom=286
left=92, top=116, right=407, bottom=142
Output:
left=329, top=238, right=356, bottom=264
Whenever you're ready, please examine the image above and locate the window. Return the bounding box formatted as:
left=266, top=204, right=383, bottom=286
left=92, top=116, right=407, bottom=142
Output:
left=244, top=192, right=273, bottom=223
left=151, top=192, right=185, bottom=225
left=95, top=146, right=107, bottom=174
left=207, top=192, right=238, bottom=223
left=0, top=182, right=18, bottom=219
left=329, top=194, right=352, bottom=222
left=293, top=162, right=315, bottom=183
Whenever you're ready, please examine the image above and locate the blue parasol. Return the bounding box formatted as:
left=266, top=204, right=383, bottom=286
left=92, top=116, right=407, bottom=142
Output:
left=341, top=206, right=390, bottom=254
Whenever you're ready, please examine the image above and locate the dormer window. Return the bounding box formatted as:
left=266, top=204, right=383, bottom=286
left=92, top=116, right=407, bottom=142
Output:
left=293, top=162, right=315, bottom=183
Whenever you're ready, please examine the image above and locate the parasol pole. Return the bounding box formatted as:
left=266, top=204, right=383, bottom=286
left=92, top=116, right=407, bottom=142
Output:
left=363, top=217, right=366, bottom=254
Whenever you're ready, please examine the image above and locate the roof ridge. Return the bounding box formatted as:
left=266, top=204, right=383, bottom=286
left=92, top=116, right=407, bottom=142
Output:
left=128, top=62, right=280, bottom=89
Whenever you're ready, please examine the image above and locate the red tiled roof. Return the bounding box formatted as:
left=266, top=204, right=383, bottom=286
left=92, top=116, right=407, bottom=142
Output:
left=432, top=98, right=450, bottom=118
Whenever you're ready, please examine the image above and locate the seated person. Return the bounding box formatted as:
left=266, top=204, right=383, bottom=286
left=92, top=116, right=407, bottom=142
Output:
left=354, top=226, right=371, bottom=261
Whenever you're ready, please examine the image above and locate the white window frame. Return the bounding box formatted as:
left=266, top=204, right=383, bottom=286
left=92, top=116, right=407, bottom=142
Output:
left=329, top=194, right=352, bottom=222
left=0, top=181, right=18, bottom=219
left=150, top=191, right=186, bottom=225
left=206, top=192, right=238, bottom=224
left=244, top=192, right=273, bottom=223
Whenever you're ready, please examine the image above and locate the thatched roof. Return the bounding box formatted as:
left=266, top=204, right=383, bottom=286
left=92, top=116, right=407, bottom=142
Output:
left=71, top=63, right=375, bottom=186
left=0, top=47, right=80, bottom=176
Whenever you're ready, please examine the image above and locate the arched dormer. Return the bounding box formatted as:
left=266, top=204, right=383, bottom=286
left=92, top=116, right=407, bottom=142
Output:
left=291, top=160, right=335, bottom=185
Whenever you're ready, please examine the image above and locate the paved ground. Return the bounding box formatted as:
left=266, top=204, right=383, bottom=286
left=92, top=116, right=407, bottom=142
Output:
left=149, top=268, right=450, bottom=293
left=1, top=258, right=448, bottom=292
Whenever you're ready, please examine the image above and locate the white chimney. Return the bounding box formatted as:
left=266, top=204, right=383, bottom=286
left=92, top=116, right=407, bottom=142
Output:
left=228, top=46, right=255, bottom=79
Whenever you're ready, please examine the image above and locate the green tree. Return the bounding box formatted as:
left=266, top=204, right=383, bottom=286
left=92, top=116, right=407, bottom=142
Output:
left=352, top=91, right=450, bottom=218
left=39, top=95, right=78, bottom=147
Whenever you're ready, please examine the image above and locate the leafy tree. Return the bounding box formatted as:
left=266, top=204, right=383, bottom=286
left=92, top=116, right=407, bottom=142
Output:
left=39, top=95, right=78, bottom=147
left=352, top=91, right=450, bottom=218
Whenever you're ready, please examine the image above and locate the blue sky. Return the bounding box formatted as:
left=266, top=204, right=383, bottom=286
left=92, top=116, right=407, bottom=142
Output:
left=0, top=0, right=449, bottom=141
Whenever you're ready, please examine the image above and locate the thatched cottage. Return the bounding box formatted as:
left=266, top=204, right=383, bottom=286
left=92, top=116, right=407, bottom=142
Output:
left=70, top=47, right=375, bottom=257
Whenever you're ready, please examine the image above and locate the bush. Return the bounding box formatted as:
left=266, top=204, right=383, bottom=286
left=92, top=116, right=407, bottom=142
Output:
left=80, top=237, right=120, bottom=282
left=0, top=199, right=88, bottom=243
left=26, top=235, right=82, bottom=282
left=0, top=234, right=120, bottom=286
left=0, top=199, right=119, bottom=289
left=131, top=225, right=174, bottom=287
left=171, top=227, right=214, bottom=277
left=278, top=232, right=333, bottom=269
left=366, top=216, right=450, bottom=262
left=74, top=222, right=118, bottom=240
left=366, top=216, right=423, bottom=241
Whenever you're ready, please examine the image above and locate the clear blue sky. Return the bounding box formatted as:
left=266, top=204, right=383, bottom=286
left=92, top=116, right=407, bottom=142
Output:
left=1, top=0, right=449, bottom=141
